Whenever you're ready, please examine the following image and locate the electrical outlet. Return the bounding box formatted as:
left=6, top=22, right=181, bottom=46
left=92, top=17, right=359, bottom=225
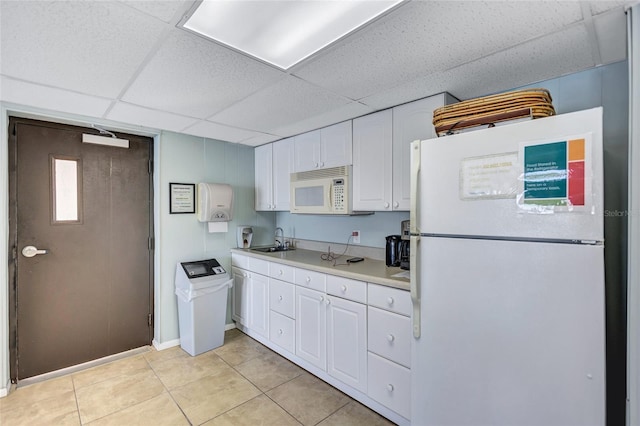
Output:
left=352, top=230, right=360, bottom=244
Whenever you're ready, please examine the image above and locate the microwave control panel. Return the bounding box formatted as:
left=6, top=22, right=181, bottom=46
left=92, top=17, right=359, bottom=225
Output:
left=332, top=178, right=346, bottom=212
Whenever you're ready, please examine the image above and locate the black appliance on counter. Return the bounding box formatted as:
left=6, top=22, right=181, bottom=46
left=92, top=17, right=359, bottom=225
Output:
left=385, top=235, right=402, bottom=267
left=399, top=240, right=410, bottom=270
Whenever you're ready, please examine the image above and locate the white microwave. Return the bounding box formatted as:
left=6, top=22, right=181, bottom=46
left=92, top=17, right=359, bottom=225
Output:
left=290, top=166, right=353, bottom=214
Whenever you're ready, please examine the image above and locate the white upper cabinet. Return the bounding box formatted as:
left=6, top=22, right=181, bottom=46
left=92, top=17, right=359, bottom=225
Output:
left=272, top=137, right=294, bottom=211
left=392, top=93, right=457, bottom=210
left=353, top=109, right=393, bottom=211
left=320, top=121, right=352, bottom=169
left=255, top=138, right=294, bottom=211
left=254, top=143, right=273, bottom=211
left=294, top=122, right=352, bottom=172
left=293, top=129, right=321, bottom=172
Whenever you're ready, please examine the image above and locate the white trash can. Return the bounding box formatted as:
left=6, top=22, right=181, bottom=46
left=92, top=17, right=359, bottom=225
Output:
left=175, top=259, right=233, bottom=356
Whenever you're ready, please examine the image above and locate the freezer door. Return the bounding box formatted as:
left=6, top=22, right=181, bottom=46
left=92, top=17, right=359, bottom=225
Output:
left=418, top=108, right=603, bottom=241
left=411, top=237, right=605, bottom=425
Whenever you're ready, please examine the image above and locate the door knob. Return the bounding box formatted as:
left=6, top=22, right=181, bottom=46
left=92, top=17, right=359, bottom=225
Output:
left=22, top=245, right=49, bottom=258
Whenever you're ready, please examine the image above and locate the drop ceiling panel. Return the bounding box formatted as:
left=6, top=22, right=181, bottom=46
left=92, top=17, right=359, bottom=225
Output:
left=0, top=1, right=167, bottom=98
left=0, top=77, right=112, bottom=118
left=293, top=1, right=584, bottom=100
left=593, top=9, right=628, bottom=64
left=237, top=133, right=282, bottom=147
left=589, top=1, right=634, bottom=16
left=270, top=101, right=374, bottom=137
left=119, top=0, right=185, bottom=23
left=106, top=102, right=198, bottom=133
left=181, top=120, right=262, bottom=143
left=437, top=24, right=596, bottom=101
left=121, top=30, right=285, bottom=119
left=209, top=76, right=353, bottom=133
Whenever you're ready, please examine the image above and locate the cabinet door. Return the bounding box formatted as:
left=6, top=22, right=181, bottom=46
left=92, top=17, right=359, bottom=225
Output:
left=272, top=137, right=294, bottom=211
left=232, top=267, right=249, bottom=327
left=295, top=286, right=326, bottom=370
left=293, top=129, right=321, bottom=172
left=254, top=144, right=273, bottom=210
left=248, top=272, right=269, bottom=338
left=327, top=296, right=367, bottom=393
left=353, top=109, right=393, bottom=211
left=321, top=121, right=352, bottom=169
left=392, top=95, right=448, bottom=210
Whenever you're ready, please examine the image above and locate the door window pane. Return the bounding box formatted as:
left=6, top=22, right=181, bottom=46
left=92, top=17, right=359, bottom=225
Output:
left=51, top=157, right=81, bottom=223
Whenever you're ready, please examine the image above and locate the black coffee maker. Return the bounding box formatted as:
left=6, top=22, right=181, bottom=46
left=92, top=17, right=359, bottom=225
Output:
left=385, top=235, right=402, bottom=267
left=399, top=240, right=410, bottom=270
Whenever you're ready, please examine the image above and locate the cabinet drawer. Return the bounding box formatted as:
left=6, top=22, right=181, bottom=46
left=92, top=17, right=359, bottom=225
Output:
left=327, top=275, right=366, bottom=304
left=367, top=306, right=411, bottom=368
left=367, top=352, right=411, bottom=420
left=269, top=262, right=295, bottom=282
left=231, top=253, right=248, bottom=270
left=269, top=279, right=295, bottom=318
left=294, top=268, right=326, bottom=292
left=368, top=283, right=411, bottom=316
left=248, top=257, right=270, bottom=276
left=270, top=311, right=295, bottom=354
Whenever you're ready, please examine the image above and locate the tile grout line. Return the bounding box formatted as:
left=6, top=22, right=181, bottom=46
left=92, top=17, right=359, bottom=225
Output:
left=143, top=352, right=194, bottom=426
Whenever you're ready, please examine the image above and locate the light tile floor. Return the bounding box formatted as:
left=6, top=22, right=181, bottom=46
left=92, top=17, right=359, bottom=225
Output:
left=0, top=329, right=395, bottom=425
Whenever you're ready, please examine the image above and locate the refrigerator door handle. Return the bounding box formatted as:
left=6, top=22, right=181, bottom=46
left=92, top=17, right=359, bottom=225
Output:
left=410, top=139, right=421, bottom=338
left=410, top=140, right=420, bottom=235
left=410, top=234, right=420, bottom=338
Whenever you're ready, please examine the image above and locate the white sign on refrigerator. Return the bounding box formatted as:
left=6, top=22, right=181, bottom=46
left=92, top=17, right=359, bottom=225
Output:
left=459, top=152, right=519, bottom=200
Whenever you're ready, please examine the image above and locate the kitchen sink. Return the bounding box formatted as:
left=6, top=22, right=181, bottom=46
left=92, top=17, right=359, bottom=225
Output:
left=251, top=246, right=295, bottom=253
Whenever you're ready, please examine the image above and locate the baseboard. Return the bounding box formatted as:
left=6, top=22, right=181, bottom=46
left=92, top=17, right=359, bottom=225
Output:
left=0, top=379, right=9, bottom=398
left=152, top=338, right=180, bottom=351
left=152, top=323, right=235, bottom=351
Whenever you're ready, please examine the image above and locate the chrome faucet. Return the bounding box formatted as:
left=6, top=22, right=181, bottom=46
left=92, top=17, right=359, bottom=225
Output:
left=275, top=227, right=284, bottom=248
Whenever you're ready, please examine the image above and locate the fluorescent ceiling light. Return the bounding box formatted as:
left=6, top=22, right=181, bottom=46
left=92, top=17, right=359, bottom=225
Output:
left=182, top=0, right=404, bottom=70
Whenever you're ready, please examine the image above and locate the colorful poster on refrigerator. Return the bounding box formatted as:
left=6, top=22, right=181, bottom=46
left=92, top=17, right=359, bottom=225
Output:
left=518, top=133, right=592, bottom=213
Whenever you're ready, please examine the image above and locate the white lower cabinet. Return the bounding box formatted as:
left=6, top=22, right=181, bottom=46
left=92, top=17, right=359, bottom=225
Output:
left=231, top=267, right=249, bottom=327
left=327, top=296, right=367, bottom=393
left=269, top=310, right=295, bottom=353
left=233, top=254, right=411, bottom=424
left=295, top=286, right=327, bottom=370
left=367, top=352, right=411, bottom=419
left=248, top=271, right=269, bottom=338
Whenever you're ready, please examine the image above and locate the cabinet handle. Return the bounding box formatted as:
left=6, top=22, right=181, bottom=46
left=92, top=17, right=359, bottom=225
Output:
left=306, top=276, right=311, bottom=283
left=387, top=384, right=394, bottom=392
left=393, top=201, right=399, bottom=208
left=320, top=162, right=324, bottom=167
left=387, top=334, right=395, bottom=342
left=315, top=162, right=319, bottom=168
left=387, top=297, right=394, bottom=305
left=384, top=202, right=390, bottom=209
left=320, top=296, right=324, bottom=302
left=325, top=298, right=331, bottom=305
left=278, top=295, right=283, bottom=301
left=341, top=285, right=347, bottom=293
left=278, top=329, right=283, bottom=335
left=278, top=269, right=283, bottom=276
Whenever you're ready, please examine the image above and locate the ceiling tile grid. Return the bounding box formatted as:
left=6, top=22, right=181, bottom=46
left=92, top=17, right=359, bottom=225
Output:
left=0, top=0, right=635, bottom=145
left=121, top=30, right=286, bottom=119
left=0, top=1, right=167, bottom=98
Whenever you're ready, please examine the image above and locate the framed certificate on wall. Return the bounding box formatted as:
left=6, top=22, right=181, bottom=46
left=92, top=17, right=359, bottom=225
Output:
left=169, top=183, right=195, bottom=214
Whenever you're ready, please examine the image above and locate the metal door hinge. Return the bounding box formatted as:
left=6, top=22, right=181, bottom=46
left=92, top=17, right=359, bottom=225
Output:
left=148, top=237, right=154, bottom=251
left=11, top=246, right=17, bottom=261
left=148, top=313, right=153, bottom=327
left=148, top=160, right=153, bottom=174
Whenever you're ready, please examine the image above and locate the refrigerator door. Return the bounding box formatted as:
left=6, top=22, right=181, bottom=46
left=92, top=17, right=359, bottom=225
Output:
left=418, top=108, right=603, bottom=242
left=411, top=237, right=605, bottom=425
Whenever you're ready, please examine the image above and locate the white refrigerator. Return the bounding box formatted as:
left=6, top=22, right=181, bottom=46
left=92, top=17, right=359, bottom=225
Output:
left=409, top=108, right=606, bottom=425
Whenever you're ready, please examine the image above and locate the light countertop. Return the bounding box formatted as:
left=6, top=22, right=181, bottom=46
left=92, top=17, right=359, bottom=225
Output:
left=230, top=247, right=410, bottom=291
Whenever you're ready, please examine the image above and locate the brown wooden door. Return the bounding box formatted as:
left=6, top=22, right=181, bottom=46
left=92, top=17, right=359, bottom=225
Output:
left=9, top=118, right=153, bottom=380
